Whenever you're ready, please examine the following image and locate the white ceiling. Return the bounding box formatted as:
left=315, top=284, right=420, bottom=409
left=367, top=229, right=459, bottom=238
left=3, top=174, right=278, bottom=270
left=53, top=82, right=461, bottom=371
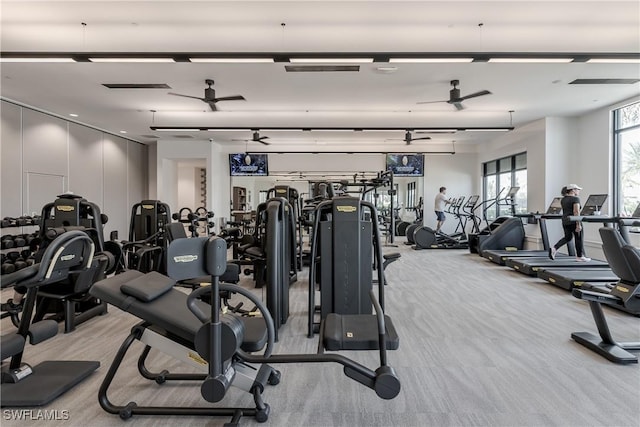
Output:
left=1, top=1, right=639, bottom=151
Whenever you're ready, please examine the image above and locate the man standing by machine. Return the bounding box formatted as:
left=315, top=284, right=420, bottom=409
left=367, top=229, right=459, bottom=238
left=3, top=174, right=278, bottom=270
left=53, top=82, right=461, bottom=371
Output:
left=434, top=186, right=451, bottom=233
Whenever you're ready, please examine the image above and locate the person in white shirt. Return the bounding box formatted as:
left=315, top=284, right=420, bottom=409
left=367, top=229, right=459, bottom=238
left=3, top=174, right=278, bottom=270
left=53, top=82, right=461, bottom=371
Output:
left=434, top=187, right=451, bottom=233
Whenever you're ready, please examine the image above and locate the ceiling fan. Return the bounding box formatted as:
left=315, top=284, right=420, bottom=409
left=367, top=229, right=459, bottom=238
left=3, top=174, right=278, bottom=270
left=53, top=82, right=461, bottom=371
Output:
left=168, top=79, right=245, bottom=111
left=232, top=130, right=270, bottom=145
left=417, top=79, right=492, bottom=111
left=387, top=131, right=431, bottom=145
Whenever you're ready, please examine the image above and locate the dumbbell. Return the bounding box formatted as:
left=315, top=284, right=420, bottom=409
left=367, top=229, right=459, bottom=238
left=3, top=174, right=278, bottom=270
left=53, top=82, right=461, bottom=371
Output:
left=25, top=256, right=36, bottom=267
left=20, top=249, right=31, bottom=259
left=1, top=261, right=16, bottom=275
left=1, top=218, right=11, bottom=228
left=1, top=236, right=15, bottom=249
left=13, top=235, right=27, bottom=247
left=5, top=251, right=20, bottom=262
left=13, top=258, right=27, bottom=271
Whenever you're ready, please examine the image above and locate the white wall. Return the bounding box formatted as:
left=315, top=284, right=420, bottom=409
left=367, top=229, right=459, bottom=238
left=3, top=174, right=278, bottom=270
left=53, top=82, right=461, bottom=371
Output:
left=177, top=163, right=198, bottom=209
left=1, top=100, right=148, bottom=240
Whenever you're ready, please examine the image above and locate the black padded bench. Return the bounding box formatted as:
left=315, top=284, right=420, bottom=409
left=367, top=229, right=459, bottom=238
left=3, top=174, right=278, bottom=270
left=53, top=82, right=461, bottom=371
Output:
left=90, top=270, right=267, bottom=352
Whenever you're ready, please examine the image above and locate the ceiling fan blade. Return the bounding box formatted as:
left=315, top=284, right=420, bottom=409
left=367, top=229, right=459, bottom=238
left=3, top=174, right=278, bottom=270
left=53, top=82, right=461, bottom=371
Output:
left=416, top=100, right=447, bottom=105
left=258, top=139, right=271, bottom=146
left=460, top=90, right=492, bottom=101
left=206, top=101, right=218, bottom=111
left=214, top=95, right=246, bottom=102
left=168, top=92, right=205, bottom=101
left=411, top=136, right=432, bottom=141
left=453, top=102, right=465, bottom=111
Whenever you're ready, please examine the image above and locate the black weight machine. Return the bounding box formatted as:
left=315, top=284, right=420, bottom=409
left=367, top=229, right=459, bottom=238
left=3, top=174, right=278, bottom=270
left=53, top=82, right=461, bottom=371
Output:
left=1, top=231, right=101, bottom=407
left=122, top=200, right=171, bottom=273
left=267, top=185, right=303, bottom=271
left=90, top=232, right=400, bottom=425
left=29, top=194, right=111, bottom=333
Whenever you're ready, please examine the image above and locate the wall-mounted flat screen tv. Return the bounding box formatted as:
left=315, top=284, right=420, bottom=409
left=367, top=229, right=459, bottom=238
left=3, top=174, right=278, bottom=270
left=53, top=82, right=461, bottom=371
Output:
left=229, top=153, right=269, bottom=176
left=385, top=153, right=424, bottom=177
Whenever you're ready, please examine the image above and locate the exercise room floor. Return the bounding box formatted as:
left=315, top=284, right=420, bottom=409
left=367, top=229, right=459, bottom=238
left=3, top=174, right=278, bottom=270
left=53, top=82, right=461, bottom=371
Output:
left=2, top=240, right=639, bottom=427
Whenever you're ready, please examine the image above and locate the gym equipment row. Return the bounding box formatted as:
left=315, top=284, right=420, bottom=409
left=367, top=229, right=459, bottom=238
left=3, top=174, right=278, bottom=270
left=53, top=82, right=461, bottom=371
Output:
left=469, top=194, right=640, bottom=363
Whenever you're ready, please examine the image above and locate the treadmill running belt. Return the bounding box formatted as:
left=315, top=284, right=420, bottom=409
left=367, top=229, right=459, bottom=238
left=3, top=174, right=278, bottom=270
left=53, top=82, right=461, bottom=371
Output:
left=505, top=257, right=608, bottom=276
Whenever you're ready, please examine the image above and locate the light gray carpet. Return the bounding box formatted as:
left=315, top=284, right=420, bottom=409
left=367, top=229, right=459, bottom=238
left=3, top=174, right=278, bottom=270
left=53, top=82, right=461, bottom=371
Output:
left=2, top=242, right=639, bottom=427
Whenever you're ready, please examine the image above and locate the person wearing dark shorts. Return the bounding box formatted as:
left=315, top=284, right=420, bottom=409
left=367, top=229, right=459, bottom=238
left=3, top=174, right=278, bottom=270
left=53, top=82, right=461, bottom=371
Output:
left=549, top=183, right=591, bottom=262
left=434, top=187, right=451, bottom=232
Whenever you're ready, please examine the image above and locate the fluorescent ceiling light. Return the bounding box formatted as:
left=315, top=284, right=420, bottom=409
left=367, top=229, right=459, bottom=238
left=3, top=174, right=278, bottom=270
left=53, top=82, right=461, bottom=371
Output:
left=463, top=128, right=511, bottom=132
left=289, top=58, right=374, bottom=63
left=488, top=58, right=572, bottom=63
left=389, top=58, right=473, bottom=63
left=0, top=57, right=76, bottom=63
left=586, top=58, right=640, bottom=64
left=189, top=58, right=273, bottom=63
left=155, top=128, right=200, bottom=132
left=88, top=57, right=175, bottom=63
left=69, top=113, right=79, bottom=117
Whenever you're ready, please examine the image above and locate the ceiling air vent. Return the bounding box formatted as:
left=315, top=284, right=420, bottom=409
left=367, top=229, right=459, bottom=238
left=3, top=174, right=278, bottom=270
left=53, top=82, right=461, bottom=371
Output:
left=569, top=79, right=639, bottom=85
left=173, top=135, right=194, bottom=139
left=102, top=83, right=171, bottom=89
left=285, top=65, right=360, bottom=72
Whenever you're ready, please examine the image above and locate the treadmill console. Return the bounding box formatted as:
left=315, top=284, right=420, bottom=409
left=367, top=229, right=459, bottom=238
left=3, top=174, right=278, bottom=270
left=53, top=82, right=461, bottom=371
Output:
left=546, top=197, right=563, bottom=215
left=580, top=194, right=608, bottom=216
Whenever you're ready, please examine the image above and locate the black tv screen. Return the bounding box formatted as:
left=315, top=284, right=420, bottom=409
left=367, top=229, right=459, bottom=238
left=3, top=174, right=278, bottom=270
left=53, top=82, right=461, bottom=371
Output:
left=229, top=153, right=269, bottom=176
left=386, top=154, right=424, bottom=177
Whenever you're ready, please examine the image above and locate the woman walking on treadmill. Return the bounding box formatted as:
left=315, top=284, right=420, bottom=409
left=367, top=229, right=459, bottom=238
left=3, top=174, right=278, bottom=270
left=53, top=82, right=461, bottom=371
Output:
left=549, top=184, right=591, bottom=262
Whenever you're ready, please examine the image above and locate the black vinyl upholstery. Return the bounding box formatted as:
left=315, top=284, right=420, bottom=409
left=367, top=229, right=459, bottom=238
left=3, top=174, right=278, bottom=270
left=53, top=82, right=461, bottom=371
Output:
left=90, top=270, right=267, bottom=352
left=621, top=245, right=640, bottom=283
left=599, top=227, right=635, bottom=282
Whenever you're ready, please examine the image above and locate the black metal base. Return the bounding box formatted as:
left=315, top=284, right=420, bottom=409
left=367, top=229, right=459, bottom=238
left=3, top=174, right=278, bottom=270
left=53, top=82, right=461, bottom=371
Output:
left=1, top=360, right=99, bottom=407
left=571, top=332, right=639, bottom=364
left=99, top=327, right=273, bottom=425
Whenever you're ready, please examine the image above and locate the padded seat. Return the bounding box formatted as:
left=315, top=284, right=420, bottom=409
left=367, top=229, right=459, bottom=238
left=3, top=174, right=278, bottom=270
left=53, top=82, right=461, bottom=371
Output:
left=244, top=246, right=265, bottom=259
left=599, top=228, right=636, bottom=282
left=90, top=270, right=267, bottom=352
left=323, top=313, right=399, bottom=351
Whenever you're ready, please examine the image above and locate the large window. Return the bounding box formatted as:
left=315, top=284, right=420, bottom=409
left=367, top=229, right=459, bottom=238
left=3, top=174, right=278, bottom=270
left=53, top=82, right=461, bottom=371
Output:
left=614, top=101, right=640, bottom=217
left=482, top=152, right=527, bottom=220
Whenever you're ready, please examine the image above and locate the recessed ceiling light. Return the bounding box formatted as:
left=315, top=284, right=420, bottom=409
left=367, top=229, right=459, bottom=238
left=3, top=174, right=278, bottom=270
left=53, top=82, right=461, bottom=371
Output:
left=389, top=58, right=473, bottom=63
left=289, top=58, right=373, bottom=63
left=488, top=58, right=573, bottom=63
left=189, top=58, right=274, bottom=63
left=88, top=57, right=175, bottom=63
left=586, top=58, right=640, bottom=64
left=69, top=113, right=79, bottom=117
left=0, top=57, right=76, bottom=63
left=376, top=66, right=398, bottom=73
left=120, top=130, right=127, bottom=134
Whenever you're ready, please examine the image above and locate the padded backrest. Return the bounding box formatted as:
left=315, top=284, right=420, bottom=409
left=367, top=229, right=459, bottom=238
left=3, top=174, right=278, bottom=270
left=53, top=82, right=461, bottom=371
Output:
left=621, top=245, right=640, bottom=283
left=166, top=222, right=188, bottom=242
left=599, top=227, right=635, bottom=282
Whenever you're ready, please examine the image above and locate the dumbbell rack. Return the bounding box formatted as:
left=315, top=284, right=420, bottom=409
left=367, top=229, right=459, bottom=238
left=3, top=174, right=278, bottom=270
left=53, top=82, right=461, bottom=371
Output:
left=1, top=216, right=41, bottom=275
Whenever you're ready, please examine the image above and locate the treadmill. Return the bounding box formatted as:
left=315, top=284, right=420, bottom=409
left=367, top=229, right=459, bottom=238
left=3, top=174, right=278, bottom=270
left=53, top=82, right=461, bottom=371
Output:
left=537, top=203, right=640, bottom=290
left=504, top=194, right=610, bottom=276
left=481, top=198, right=571, bottom=265
left=536, top=267, right=618, bottom=290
